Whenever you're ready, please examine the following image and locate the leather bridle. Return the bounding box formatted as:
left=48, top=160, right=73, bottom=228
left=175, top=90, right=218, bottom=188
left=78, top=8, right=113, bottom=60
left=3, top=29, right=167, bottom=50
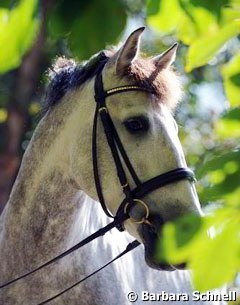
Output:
left=0, top=62, right=196, bottom=304
left=93, top=66, right=195, bottom=230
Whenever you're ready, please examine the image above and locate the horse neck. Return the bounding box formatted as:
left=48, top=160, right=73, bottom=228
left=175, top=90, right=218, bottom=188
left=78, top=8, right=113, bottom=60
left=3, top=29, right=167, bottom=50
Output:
left=0, top=84, right=99, bottom=276
left=1, top=163, right=77, bottom=270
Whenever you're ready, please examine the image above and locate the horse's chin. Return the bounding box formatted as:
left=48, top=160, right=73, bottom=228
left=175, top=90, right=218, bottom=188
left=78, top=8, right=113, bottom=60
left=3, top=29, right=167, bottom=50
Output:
left=140, top=222, right=186, bottom=271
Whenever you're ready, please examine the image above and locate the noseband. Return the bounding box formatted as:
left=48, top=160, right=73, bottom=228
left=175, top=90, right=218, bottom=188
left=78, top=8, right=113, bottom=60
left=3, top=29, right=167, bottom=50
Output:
left=93, top=67, right=195, bottom=230
left=0, top=61, right=196, bottom=303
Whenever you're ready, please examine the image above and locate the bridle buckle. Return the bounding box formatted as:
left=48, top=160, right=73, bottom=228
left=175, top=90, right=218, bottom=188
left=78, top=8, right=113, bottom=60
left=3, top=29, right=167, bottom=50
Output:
left=124, top=199, right=150, bottom=224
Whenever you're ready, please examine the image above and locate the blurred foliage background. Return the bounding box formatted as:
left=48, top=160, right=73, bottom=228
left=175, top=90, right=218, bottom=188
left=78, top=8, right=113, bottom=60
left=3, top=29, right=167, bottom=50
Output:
left=0, top=0, right=239, bottom=297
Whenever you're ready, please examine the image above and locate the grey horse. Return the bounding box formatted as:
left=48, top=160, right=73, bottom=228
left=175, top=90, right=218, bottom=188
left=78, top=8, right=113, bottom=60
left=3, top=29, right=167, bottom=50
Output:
left=0, top=28, right=226, bottom=305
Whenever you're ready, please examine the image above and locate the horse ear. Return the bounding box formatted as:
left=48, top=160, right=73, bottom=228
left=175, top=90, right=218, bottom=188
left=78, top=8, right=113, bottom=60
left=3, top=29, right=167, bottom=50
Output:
left=153, top=43, right=178, bottom=69
left=115, top=27, right=145, bottom=75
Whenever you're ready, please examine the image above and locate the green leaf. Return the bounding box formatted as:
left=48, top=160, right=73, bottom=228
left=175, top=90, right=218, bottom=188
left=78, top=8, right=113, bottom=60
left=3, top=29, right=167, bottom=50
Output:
left=190, top=210, right=240, bottom=291
left=230, top=74, right=240, bottom=86
left=146, top=0, right=160, bottom=16
left=47, top=0, right=89, bottom=38
left=158, top=207, right=240, bottom=291
left=177, top=4, right=219, bottom=45
left=197, top=149, right=240, bottom=178
left=187, top=0, right=229, bottom=18
left=222, top=3, right=240, bottom=25
left=0, top=1, right=10, bottom=8
left=185, top=20, right=240, bottom=71
left=201, top=171, right=240, bottom=202
left=197, top=149, right=240, bottom=205
left=215, top=108, right=240, bottom=138
left=222, top=107, right=240, bottom=120
left=222, top=53, right=240, bottom=107
left=147, top=0, right=240, bottom=67
left=0, top=0, right=39, bottom=74
left=147, top=0, right=225, bottom=45
left=156, top=213, right=204, bottom=264
left=48, top=0, right=127, bottom=59
left=171, top=213, right=202, bottom=247
left=215, top=118, right=240, bottom=139
left=147, top=0, right=184, bottom=33
left=223, top=187, right=240, bottom=207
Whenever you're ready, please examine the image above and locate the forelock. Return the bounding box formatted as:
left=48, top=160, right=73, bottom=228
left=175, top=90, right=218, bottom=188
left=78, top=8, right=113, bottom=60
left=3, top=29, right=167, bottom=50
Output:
left=43, top=50, right=182, bottom=114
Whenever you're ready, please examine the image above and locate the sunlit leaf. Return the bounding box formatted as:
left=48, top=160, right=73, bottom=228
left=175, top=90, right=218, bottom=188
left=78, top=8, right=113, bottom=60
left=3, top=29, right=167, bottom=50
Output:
left=223, top=187, right=240, bottom=207
left=188, top=0, right=229, bottom=18
left=215, top=108, right=240, bottom=138
left=222, top=53, right=240, bottom=106
left=147, top=0, right=184, bottom=33
left=177, top=5, right=219, bottom=45
left=197, top=149, right=240, bottom=178
left=185, top=20, right=240, bottom=71
left=221, top=4, right=240, bottom=24
left=147, top=0, right=235, bottom=46
left=202, top=171, right=240, bottom=201
left=156, top=213, right=204, bottom=264
left=231, top=0, right=240, bottom=6
left=158, top=208, right=240, bottom=291
left=0, top=0, right=39, bottom=74
left=147, top=0, right=219, bottom=43
left=196, top=149, right=240, bottom=205
left=190, top=211, right=240, bottom=291
left=0, top=108, right=7, bottom=122
left=215, top=119, right=240, bottom=138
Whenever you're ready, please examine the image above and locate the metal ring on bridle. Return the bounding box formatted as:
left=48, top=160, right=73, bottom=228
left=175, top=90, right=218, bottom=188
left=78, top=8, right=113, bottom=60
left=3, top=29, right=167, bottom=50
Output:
left=98, top=106, right=108, bottom=113
left=124, top=199, right=150, bottom=224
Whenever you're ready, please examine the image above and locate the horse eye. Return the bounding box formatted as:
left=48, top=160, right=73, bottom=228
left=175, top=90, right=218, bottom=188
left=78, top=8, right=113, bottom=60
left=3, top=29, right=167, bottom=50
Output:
left=124, top=116, right=149, bottom=134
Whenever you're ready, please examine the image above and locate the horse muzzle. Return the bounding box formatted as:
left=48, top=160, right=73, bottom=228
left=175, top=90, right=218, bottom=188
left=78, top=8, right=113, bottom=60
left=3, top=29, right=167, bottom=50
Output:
left=138, top=214, right=186, bottom=271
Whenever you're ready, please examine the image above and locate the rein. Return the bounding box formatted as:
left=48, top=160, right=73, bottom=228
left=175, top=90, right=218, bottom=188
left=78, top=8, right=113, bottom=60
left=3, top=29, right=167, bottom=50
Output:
left=0, top=62, right=196, bottom=304
left=0, top=214, right=129, bottom=289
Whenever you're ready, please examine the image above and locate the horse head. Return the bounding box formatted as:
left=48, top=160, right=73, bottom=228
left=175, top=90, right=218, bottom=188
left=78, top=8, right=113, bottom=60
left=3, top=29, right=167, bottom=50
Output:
left=47, top=28, right=202, bottom=271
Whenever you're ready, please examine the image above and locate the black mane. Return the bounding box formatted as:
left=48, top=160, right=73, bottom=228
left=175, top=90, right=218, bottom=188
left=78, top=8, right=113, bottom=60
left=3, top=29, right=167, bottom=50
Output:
left=43, top=52, right=109, bottom=114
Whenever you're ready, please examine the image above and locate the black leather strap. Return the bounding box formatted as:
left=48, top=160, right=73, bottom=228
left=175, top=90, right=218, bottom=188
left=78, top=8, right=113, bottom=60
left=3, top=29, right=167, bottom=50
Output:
left=92, top=103, right=114, bottom=218
left=0, top=214, right=128, bottom=289
left=107, top=114, right=141, bottom=186
left=93, top=70, right=155, bottom=222
left=116, top=168, right=195, bottom=221
left=132, top=168, right=195, bottom=199
left=93, top=71, right=144, bottom=220
left=37, top=240, right=140, bottom=305
left=93, top=69, right=196, bottom=228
